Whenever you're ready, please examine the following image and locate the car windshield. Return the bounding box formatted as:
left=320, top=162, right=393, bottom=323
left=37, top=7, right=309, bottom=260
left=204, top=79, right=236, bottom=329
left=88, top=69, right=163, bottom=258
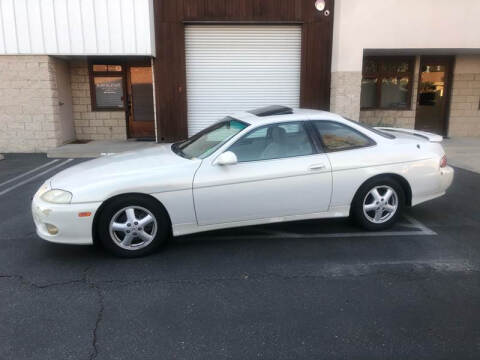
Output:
left=172, top=117, right=248, bottom=159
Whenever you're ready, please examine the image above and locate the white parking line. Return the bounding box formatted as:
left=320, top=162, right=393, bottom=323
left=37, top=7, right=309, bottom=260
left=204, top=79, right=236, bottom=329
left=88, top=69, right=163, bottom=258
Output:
left=273, top=216, right=436, bottom=238
left=0, top=159, right=59, bottom=188
left=0, top=159, right=73, bottom=196
left=402, top=215, right=437, bottom=235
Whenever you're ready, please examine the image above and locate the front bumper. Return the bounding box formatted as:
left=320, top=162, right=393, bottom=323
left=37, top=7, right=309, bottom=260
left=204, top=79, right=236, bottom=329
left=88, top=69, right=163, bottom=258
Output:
left=32, top=188, right=101, bottom=245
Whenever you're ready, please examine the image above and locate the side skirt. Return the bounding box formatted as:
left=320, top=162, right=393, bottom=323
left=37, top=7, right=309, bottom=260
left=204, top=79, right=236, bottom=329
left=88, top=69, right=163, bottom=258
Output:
left=172, top=206, right=350, bottom=237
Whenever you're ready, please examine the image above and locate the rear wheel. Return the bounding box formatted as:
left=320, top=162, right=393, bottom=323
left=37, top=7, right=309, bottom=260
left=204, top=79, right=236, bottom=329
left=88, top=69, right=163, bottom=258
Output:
left=97, top=195, right=170, bottom=257
left=351, top=178, right=405, bottom=231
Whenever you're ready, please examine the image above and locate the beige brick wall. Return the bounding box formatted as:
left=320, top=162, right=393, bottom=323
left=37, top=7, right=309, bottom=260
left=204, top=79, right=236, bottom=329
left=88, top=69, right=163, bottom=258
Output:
left=0, top=56, right=64, bottom=152
left=359, top=108, right=417, bottom=128
left=70, top=60, right=127, bottom=141
left=330, top=71, right=362, bottom=120
left=448, top=73, right=480, bottom=136
left=360, top=56, right=419, bottom=128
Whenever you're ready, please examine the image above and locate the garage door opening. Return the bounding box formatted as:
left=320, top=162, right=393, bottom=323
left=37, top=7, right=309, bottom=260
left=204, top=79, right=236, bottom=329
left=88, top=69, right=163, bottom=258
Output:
left=185, top=25, right=302, bottom=136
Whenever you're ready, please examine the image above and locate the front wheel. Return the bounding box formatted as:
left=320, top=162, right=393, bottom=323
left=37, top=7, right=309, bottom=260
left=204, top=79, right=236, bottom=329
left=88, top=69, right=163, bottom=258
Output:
left=97, top=195, right=170, bottom=257
left=351, top=178, right=405, bottom=231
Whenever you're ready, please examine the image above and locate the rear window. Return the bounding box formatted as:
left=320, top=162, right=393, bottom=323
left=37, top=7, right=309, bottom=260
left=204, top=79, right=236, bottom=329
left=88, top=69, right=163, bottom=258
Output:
left=343, top=118, right=396, bottom=139
left=313, top=121, right=374, bottom=152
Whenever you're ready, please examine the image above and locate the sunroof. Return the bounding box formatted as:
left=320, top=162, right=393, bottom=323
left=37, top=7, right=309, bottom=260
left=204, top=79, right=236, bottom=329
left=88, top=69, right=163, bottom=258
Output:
left=248, top=105, right=293, bottom=117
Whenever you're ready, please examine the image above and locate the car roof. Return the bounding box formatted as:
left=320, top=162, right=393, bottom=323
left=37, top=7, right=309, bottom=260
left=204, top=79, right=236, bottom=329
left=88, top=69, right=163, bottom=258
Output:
left=231, top=106, right=344, bottom=126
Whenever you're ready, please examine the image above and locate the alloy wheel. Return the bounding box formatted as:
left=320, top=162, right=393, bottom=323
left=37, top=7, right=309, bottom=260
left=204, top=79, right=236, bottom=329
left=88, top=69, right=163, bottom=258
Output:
left=362, top=185, right=399, bottom=224
left=109, top=206, right=158, bottom=250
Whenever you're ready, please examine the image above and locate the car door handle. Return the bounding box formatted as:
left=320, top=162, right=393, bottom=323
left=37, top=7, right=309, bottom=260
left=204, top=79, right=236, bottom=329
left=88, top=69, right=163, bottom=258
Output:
left=309, top=164, right=326, bottom=171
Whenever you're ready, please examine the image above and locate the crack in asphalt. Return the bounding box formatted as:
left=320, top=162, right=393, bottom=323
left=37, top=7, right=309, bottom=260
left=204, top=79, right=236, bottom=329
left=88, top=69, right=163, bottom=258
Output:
left=2, top=260, right=478, bottom=290
left=1, top=260, right=478, bottom=360
left=87, top=280, right=104, bottom=360
left=0, top=273, right=86, bottom=289
left=0, top=267, right=104, bottom=360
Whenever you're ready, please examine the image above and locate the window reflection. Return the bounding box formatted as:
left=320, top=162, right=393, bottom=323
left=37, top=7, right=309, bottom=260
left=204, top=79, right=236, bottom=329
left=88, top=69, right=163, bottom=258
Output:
left=91, top=63, right=125, bottom=110
left=130, top=67, right=154, bottom=122
left=380, top=77, right=409, bottom=109
left=94, top=77, right=124, bottom=109
left=314, top=121, right=372, bottom=151
left=360, top=57, right=414, bottom=110
left=229, top=122, right=314, bottom=162
left=360, top=78, right=377, bottom=109
left=418, top=65, right=446, bottom=106
left=363, top=60, right=378, bottom=76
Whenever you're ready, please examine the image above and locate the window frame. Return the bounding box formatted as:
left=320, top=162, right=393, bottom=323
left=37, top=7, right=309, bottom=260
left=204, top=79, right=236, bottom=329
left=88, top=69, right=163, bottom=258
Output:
left=88, top=62, right=127, bottom=111
left=226, top=121, right=319, bottom=163
left=311, top=120, right=376, bottom=153
left=361, top=56, right=415, bottom=111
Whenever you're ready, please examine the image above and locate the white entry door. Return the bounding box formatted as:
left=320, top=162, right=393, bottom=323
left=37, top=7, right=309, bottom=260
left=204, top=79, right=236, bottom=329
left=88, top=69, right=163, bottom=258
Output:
left=185, top=25, right=302, bottom=136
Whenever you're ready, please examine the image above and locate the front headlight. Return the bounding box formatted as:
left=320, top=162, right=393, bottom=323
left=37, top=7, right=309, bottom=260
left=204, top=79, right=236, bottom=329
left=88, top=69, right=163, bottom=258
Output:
left=40, top=189, right=73, bottom=204
left=34, top=183, right=50, bottom=198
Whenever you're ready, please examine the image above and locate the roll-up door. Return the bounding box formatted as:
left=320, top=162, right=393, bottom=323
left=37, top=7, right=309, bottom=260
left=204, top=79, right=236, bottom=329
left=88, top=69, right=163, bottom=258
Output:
left=185, top=25, right=302, bottom=135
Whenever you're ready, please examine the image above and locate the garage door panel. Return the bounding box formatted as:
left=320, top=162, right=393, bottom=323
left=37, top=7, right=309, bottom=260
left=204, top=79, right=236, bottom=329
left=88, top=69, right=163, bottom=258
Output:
left=185, top=25, right=302, bottom=136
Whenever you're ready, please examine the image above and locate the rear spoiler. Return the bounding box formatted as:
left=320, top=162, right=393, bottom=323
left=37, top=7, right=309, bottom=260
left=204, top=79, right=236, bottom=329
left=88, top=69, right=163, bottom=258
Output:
left=374, top=127, right=443, bottom=142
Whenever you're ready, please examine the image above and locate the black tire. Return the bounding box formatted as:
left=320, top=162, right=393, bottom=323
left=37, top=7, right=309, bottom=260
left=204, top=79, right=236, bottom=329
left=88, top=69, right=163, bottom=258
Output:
left=97, top=195, right=170, bottom=258
left=351, top=177, right=405, bottom=231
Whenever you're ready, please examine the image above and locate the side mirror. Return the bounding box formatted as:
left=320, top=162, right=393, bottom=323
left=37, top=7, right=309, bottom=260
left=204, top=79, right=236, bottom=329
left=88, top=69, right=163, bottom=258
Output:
left=214, top=151, right=238, bottom=166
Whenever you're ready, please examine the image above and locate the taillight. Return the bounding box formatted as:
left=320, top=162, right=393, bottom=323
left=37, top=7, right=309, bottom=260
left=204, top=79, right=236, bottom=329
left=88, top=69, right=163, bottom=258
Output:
left=440, top=155, right=447, bottom=168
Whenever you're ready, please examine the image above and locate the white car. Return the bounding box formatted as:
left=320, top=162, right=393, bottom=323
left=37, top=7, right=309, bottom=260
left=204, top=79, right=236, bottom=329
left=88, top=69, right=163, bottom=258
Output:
left=32, top=106, right=454, bottom=257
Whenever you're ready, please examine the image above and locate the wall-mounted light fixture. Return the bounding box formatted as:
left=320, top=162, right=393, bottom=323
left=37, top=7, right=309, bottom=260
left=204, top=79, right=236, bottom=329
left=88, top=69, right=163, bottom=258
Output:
left=315, top=0, right=326, bottom=12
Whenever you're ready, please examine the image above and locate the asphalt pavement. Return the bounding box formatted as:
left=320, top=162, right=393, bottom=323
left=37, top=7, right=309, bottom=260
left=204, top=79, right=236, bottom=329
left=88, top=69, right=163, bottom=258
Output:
left=0, top=153, right=479, bottom=360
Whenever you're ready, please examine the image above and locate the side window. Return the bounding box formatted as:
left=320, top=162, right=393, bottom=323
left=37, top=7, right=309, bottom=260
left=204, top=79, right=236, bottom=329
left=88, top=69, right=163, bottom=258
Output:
left=313, top=121, right=373, bottom=152
left=244, top=127, right=267, bottom=139
left=228, top=122, right=315, bottom=162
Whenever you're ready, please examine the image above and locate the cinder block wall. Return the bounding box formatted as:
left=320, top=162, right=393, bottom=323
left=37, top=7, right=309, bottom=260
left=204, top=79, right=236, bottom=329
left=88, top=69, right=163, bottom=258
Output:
left=330, top=72, right=362, bottom=121
left=70, top=60, right=127, bottom=141
left=449, top=56, right=480, bottom=137
left=0, top=56, right=64, bottom=152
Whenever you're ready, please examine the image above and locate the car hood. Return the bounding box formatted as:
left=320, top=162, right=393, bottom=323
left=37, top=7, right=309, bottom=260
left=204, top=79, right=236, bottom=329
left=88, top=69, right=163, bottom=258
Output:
left=49, top=144, right=202, bottom=203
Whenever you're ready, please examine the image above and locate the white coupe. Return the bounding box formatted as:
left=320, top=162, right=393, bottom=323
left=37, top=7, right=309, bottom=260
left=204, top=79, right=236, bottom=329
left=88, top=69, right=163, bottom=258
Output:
left=32, top=106, right=454, bottom=257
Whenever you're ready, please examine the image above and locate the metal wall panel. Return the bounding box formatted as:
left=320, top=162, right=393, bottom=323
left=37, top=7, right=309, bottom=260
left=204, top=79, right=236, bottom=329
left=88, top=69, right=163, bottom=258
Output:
left=185, top=25, right=302, bottom=136
left=0, top=0, right=154, bottom=55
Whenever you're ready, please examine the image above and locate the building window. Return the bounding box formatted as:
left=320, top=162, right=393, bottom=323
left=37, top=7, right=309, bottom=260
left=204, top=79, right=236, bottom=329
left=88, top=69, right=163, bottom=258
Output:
left=360, top=56, right=415, bottom=110
left=89, top=64, right=125, bottom=111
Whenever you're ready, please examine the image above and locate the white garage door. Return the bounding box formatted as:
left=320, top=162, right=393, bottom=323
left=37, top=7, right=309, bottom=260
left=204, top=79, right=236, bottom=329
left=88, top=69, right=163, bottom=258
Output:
left=185, top=25, right=302, bottom=136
